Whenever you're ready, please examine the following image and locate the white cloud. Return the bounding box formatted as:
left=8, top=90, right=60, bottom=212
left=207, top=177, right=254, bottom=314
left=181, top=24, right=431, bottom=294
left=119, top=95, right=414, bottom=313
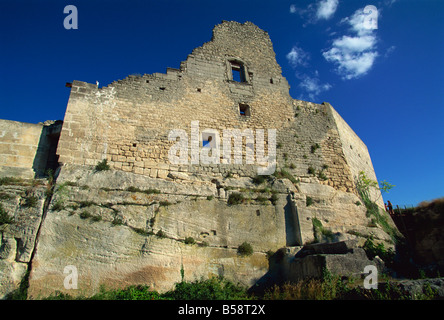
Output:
left=332, top=35, right=376, bottom=53
left=323, top=49, right=377, bottom=80
left=286, top=46, right=310, bottom=68
left=316, top=0, right=339, bottom=20
left=289, top=0, right=338, bottom=25
left=297, top=72, right=332, bottom=101
left=323, top=7, right=379, bottom=79
left=343, top=6, right=378, bottom=36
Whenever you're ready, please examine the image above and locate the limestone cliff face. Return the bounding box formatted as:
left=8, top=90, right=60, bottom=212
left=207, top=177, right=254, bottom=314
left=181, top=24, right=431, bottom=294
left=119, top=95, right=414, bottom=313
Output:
left=2, top=163, right=390, bottom=299
left=0, top=179, right=48, bottom=298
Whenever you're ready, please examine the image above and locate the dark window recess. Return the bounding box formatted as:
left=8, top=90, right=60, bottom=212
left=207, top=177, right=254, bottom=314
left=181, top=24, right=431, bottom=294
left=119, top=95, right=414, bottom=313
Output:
left=239, top=104, right=251, bottom=116
left=231, top=62, right=246, bottom=82
left=159, top=87, right=166, bottom=91
left=202, top=135, right=213, bottom=148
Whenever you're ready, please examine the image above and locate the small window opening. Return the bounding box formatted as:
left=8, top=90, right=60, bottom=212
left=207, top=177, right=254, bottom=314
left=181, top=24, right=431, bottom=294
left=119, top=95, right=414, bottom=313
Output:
left=146, top=80, right=150, bottom=83
left=239, top=104, right=251, bottom=117
left=270, top=78, right=274, bottom=84
left=203, top=135, right=212, bottom=148
left=133, top=143, right=137, bottom=147
left=230, top=62, right=246, bottom=82
left=202, top=132, right=216, bottom=148
left=159, top=87, right=166, bottom=91
left=197, top=88, right=201, bottom=92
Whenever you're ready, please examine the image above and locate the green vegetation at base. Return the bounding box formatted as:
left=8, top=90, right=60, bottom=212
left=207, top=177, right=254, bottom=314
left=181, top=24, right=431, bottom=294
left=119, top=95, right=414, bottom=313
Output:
left=42, top=277, right=251, bottom=301
left=36, top=270, right=440, bottom=301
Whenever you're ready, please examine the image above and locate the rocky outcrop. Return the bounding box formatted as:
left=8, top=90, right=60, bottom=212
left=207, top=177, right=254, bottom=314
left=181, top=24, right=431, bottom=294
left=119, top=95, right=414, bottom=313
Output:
left=391, top=198, right=444, bottom=275
left=0, top=178, right=48, bottom=298
left=0, top=164, right=398, bottom=299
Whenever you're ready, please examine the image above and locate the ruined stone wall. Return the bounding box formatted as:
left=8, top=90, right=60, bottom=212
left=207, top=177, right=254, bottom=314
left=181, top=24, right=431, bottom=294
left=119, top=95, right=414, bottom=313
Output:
left=0, top=120, right=62, bottom=179
left=329, top=106, right=383, bottom=207
left=56, top=21, right=364, bottom=195
left=0, top=120, right=46, bottom=179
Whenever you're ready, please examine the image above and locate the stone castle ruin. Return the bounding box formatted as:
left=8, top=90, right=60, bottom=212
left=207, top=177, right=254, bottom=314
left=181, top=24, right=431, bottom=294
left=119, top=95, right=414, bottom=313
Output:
left=0, top=21, right=397, bottom=298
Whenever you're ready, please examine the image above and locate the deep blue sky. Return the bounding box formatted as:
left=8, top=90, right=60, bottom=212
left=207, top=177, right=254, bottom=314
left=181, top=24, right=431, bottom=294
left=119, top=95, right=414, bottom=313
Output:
left=0, top=0, right=443, bottom=206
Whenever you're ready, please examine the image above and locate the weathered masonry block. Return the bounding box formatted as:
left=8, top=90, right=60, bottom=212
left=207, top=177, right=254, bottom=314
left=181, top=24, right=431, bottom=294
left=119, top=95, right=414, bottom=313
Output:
left=0, top=119, right=62, bottom=179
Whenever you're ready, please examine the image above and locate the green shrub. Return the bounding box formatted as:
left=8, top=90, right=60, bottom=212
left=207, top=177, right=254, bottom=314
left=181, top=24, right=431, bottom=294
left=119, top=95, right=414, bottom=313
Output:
left=78, top=200, right=95, bottom=208
left=79, top=211, right=92, bottom=219
left=227, top=192, right=244, bottom=205
left=159, top=200, right=172, bottom=207
left=163, top=277, right=249, bottom=300
left=126, top=186, right=160, bottom=194
left=363, top=236, right=395, bottom=265
left=184, top=237, right=195, bottom=245
left=318, top=171, right=328, bottom=181
left=133, top=227, right=150, bottom=236
left=0, top=177, right=24, bottom=186
left=95, top=159, right=110, bottom=172
left=273, top=169, right=298, bottom=184
left=52, top=200, right=65, bottom=211
left=112, top=216, right=124, bottom=226
left=251, top=175, right=267, bottom=185
left=306, top=196, right=314, bottom=207
left=237, top=242, right=253, bottom=256
left=87, top=285, right=162, bottom=300
left=22, top=195, right=38, bottom=208
left=307, top=166, right=315, bottom=175
left=263, top=269, right=348, bottom=300
left=311, top=143, right=320, bottom=153
left=0, top=204, right=14, bottom=225
left=91, top=215, right=102, bottom=222
left=312, top=218, right=334, bottom=243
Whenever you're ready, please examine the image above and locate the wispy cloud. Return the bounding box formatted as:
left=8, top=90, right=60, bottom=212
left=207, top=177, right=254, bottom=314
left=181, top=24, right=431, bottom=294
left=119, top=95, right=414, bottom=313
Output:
left=289, top=0, right=339, bottom=24
left=323, top=7, right=379, bottom=79
left=286, top=45, right=331, bottom=101
left=298, top=72, right=332, bottom=101
left=286, top=46, right=310, bottom=68
left=316, top=0, right=339, bottom=20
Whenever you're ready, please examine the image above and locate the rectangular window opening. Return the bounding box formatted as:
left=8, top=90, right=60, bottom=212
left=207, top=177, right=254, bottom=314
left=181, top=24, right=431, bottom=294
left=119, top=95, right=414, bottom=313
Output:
left=231, top=63, right=246, bottom=83
left=239, top=104, right=251, bottom=117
